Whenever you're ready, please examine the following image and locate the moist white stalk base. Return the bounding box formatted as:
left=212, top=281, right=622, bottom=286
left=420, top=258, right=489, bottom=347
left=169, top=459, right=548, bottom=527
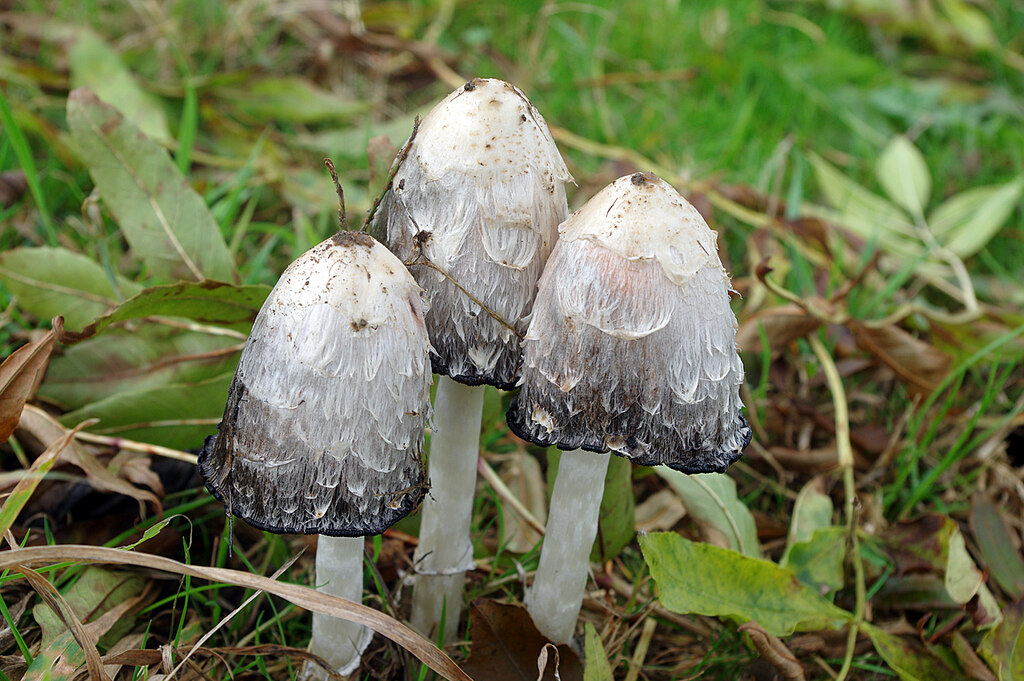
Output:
left=526, top=448, right=611, bottom=645
left=410, top=377, right=485, bottom=642
left=305, top=535, right=372, bottom=679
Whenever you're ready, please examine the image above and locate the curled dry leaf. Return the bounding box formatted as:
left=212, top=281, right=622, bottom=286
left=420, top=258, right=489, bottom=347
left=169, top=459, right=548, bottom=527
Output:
left=16, top=405, right=161, bottom=516
left=738, top=621, right=806, bottom=681
left=0, top=418, right=97, bottom=539
left=634, top=488, right=686, bottom=533
left=848, top=321, right=951, bottom=396
left=0, top=330, right=55, bottom=441
left=736, top=304, right=821, bottom=354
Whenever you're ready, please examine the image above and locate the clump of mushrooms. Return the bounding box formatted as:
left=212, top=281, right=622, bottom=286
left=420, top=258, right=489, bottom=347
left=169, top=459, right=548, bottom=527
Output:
left=372, top=77, right=571, bottom=642
left=199, top=231, right=432, bottom=677
left=506, top=172, right=752, bottom=644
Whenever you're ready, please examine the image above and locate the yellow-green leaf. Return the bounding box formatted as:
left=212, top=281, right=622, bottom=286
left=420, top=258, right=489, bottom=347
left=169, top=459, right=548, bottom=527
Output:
left=66, top=88, right=237, bottom=283
left=68, top=30, right=170, bottom=144
left=877, top=136, right=931, bottom=218
left=930, top=178, right=1024, bottom=259
left=639, top=532, right=851, bottom=636
left=584, top=623, right=613, bottom=681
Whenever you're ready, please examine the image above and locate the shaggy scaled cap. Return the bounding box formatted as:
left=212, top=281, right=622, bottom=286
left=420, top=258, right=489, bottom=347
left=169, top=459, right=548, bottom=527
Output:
left=507, top=173, right=751, bottom=473
left=373, top=78, right=572, bottom=390
left=199, top=232, right=432, bottom=536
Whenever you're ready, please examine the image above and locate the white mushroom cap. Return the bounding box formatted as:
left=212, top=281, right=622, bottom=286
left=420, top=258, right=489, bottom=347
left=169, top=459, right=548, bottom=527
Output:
left=199, top=232, right=432, bottom=536
left=374, top=78, right=572, bottom=389
left=507, top=173, right=751, bottom=472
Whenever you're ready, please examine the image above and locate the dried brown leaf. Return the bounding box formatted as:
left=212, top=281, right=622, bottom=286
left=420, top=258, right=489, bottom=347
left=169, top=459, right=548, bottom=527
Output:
left=849, top=321, right=951, bottom=395
left=0, top=330, right=55, bottom=441
left=738, top=621, right=805, bottom=681
left=736, top=305, right=821, bottom=354
left=17, top=405, right=161, bottom=516
left=461, top=601, right=581, bottom=681
left=634, top=488, right=686, bottom=533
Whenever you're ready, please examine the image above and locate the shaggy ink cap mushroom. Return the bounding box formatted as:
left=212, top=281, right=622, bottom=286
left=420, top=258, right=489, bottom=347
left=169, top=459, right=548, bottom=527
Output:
left=507, top=172, right=752, bottom=473
left=198, top=231, right=432, bottom=536
left=373, top=77, right=572, bottom=389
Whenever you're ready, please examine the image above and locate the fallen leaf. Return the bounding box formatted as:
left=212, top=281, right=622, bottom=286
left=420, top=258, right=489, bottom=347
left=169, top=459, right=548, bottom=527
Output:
left=583, top=623, right=613, bottom=681
left=949, top=631, right=997, bottom=681
left=0, top=248, right=141, bottom=329
left=67, top=88, right=237, bottom=283
left=656, top=468, right=760, bottom=557
left=53, top=280, right=270, bottom=344
left=785, top=477, right=834, bottom=548
left=876, top=135, right=931, bottom=218
left=0, top=330, right=54, bottom=440
left=969, top=494, right=1024, bottom=600
left=0, top=418, right=95, bottom=538
left=68, top=29, right=170, bottom=143
left=738, top=621, right=805, bottom=681
left=866, top=623, right=972, bottom=681
left=461, top=601, right=582, bottom=681
left=17, top=405, right=161, bottom=516
left=640, top=533, right=851, bottom=636
left=634, top=488, right=686, bottom=533
left=736, top=304, right=821, bottom=354
left=979, top=600, right=1024, bottom=681
left=849, top=321, right=951, bottom=395
left=32, top=567, right=144, bottom=650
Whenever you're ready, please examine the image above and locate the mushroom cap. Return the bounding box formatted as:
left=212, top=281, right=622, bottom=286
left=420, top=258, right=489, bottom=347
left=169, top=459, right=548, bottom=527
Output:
left=374, top=78, right=572, bottom=389
left=198, top=231, right=432, bottom=536
left=506, top=173, right=751, bottom=473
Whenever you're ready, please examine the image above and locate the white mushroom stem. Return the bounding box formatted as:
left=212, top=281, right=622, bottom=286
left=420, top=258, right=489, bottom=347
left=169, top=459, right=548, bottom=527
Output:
left=307, top=536, right=372, bottom=679
left=410, top=377, right=485, bottom=642
left=526, top=448, right=611, bottom=645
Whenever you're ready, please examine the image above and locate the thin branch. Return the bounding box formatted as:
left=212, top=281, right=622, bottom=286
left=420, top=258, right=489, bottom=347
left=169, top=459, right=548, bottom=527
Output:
left=324, top=158, right=347, bottom=231
left=405, top=257, right=523, bottom=340
left=363, top=116, right=420, bottom=231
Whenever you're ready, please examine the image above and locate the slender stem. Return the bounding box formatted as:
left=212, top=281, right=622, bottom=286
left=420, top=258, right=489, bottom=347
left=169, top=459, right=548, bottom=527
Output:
left=809, top=333, right=864, bottom=681
left=409, top=378, right=485, bottom=643
left=527, top=448, right=610, bottom=645
left=306, top=536, right=371, bottom=679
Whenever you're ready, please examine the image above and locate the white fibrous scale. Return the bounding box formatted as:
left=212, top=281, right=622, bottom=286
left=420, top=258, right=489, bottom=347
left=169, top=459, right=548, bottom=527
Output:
left=373, top=78, right=572, bottom=389
left=507, top=173, right=752, bottom=472
left=198, top=232, right=432, bottom=535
